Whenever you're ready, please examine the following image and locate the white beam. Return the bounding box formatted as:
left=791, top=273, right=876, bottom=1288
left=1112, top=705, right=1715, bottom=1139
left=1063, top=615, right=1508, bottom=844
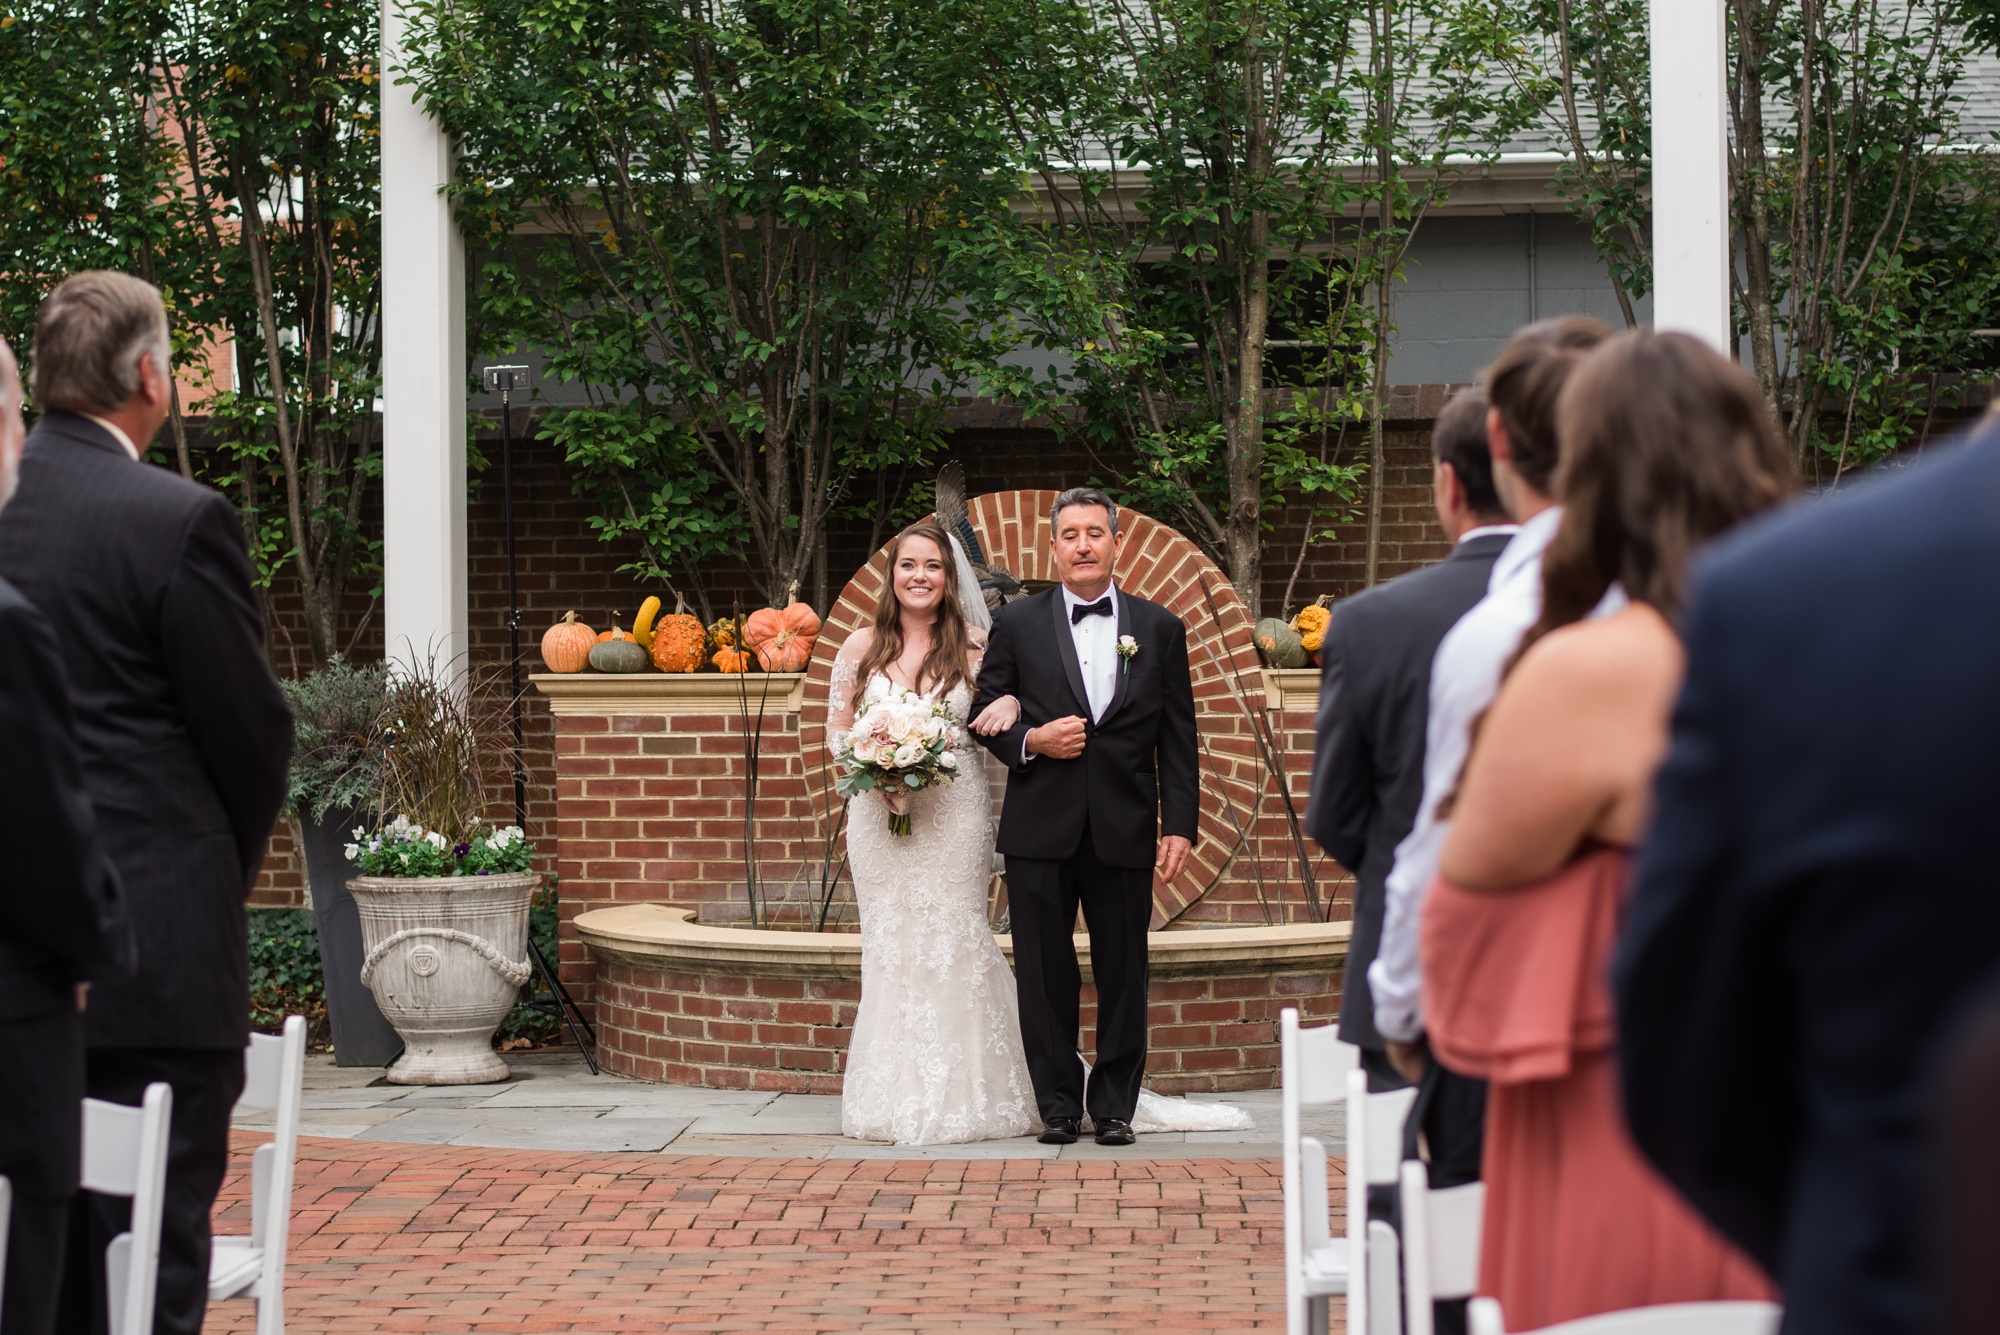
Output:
left=380, top=0, right=468, bottom=675
left=1650, top=0, right=1732, bottom=353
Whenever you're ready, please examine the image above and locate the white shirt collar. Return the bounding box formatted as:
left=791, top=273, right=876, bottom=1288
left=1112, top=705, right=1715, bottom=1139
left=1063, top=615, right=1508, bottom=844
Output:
left=1455, top=523, right=1520, bottom=546
left=1060, top=581, right=1119, bottom=612
left=80, top=414, right=141, bottom=462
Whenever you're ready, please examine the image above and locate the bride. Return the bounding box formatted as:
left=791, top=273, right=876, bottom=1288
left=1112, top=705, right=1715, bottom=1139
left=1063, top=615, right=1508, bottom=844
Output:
left=829, top=519, right=1035, bottom=1144
left=829, top=519, right=1249, bottom=1146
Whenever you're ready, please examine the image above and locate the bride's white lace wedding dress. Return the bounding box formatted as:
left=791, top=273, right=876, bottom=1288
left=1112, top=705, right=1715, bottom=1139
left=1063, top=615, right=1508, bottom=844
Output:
left=830, top=630, right=1251, bottom=1146
left=832, top=642, right=1038, bottom=1144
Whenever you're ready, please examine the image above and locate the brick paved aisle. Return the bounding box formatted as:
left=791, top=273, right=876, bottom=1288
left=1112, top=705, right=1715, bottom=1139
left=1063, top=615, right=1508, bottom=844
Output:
left=203, top=1133, right=1318, bottom=1332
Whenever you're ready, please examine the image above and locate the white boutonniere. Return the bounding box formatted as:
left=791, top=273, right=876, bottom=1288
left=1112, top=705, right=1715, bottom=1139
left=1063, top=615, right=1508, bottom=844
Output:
left=1116, top=634, right=1139, bottom=675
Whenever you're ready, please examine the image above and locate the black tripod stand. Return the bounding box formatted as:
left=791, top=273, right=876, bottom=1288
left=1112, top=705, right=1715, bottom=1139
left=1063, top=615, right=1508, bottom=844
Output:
left=485, top=364, right=598, bottom=1073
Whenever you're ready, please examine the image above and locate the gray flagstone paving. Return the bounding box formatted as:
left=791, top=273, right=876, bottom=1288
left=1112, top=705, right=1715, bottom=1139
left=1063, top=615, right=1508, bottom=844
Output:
left=239, top=1050, right=1342, bottom=1159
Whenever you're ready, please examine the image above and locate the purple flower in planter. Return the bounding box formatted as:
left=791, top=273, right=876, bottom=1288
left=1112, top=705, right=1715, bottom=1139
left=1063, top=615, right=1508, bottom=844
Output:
left=453, top=841, right=472, bottom=858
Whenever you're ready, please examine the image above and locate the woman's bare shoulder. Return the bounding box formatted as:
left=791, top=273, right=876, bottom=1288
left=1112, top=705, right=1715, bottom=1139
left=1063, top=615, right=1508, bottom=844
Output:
left=967, top=625, right=989, bottom=651
left=838, top=626, right=876, bottom=658
left=1509, top=606, right=1681, bottom=705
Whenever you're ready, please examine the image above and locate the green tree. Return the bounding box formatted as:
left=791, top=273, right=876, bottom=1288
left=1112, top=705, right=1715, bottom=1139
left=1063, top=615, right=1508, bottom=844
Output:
left=403, top=0, right=1028, bottom=617
left=157, top=0, right=383, bottom=670
left=1729, top=0, right=1999, bottom=479
left=0, top=0, right=200, bottom=454
left=0, top=0, right=382, bottom=674
left=968, top=0, right=1526, bottom=609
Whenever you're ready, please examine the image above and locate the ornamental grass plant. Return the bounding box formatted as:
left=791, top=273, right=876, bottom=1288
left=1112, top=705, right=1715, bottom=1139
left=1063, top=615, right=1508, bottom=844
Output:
left=349, top=652, right=539, bottom=875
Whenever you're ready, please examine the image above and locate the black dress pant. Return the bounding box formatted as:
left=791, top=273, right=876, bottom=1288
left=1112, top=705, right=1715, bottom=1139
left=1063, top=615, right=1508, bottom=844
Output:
left=1004, top=823, right=1153, bottom=1125
left=0, top=1007, right=86, bottom=1335
left=57, top=1046, right=244, bottom=1335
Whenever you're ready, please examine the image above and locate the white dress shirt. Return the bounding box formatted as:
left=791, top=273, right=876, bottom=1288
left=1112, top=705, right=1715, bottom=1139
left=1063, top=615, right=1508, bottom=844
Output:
left=1023, top=582, right=1121, bottom=763
left=1063, top=581, right=1120, bottom=721
left=1368, top=507, right=1562, bottom=1044
left=81, top=414, right=141, bottom=461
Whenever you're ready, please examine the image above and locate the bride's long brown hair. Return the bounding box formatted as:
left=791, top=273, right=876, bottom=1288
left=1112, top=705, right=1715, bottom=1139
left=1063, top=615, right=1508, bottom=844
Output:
left=856, top=520, right=976, bottom=699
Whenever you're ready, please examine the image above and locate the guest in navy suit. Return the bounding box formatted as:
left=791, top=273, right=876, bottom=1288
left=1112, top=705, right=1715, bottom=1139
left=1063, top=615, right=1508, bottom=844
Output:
left=1618, top=415, right=2000, bottom=1335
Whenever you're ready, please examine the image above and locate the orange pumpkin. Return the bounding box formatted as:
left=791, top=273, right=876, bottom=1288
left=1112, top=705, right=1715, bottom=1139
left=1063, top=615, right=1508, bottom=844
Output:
left=595, top=614, right=625, bottom=643
left=743, top=602, right=822, bottom=672
left=650, top=596, right=706, bottom=673
left=540, top=611, right=595, bottom=673
left=711, top=646, right=754, bottom=674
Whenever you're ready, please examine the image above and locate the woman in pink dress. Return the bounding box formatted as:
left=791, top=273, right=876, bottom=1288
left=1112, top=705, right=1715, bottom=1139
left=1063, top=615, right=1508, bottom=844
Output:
left=1421, top=331, right=1793, bottom=1330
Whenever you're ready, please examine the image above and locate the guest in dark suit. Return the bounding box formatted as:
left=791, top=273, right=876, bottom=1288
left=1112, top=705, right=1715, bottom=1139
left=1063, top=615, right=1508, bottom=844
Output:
left=0, top=272, right=292, bottom=1335
left=1617, top=417, right=2000, bottom=1335
left=0, top=336, right=131, bottom=1335
left=971, top=487, right=1199, bottom=1145
left=1308, top=387, right=1514, bottom=1094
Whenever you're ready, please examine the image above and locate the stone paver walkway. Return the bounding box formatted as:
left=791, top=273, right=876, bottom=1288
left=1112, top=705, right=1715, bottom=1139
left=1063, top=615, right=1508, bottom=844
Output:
left=235, top=1053, right=1343, bottom=1161
left=202, top=1133, right=1315, bottom=1332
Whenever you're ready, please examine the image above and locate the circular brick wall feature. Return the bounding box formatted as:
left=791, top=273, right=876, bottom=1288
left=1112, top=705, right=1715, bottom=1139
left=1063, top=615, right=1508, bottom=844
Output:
left=801, top=491, right=1275, bottom=928
left=576, top=904, right=1348, bottom=1094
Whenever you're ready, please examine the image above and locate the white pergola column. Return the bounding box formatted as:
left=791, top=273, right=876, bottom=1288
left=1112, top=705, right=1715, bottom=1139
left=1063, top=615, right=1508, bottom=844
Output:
left=1650, top=0, right=1732, bottom=353
left=380, top=0, right=468, bottom=674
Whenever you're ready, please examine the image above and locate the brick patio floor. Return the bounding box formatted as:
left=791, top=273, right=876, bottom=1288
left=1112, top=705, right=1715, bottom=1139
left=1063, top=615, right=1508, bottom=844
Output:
left=203, top=1132, right=1326, bottom=1332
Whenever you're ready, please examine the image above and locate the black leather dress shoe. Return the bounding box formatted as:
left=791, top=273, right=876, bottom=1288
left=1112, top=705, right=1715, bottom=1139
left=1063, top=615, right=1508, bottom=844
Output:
left=1038, top=1117, right=1081, bottom=1145
left=1094, top=1118, right=1136, bottom=1146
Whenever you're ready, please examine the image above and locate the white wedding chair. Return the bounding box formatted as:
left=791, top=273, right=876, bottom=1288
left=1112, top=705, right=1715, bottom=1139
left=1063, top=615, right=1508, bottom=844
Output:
left=1282, top=1007, right=1417, bottom=1335
left=83, top=1081, right=173, bottom=1335
left=209, top=1014, right=307, bottom=1334
left=1468, top=1299, right=1782, bottom=1335
left=1398, top=1157, right=1486, bottom=1335
left=1349, top=1065, right=1419, bottom=1335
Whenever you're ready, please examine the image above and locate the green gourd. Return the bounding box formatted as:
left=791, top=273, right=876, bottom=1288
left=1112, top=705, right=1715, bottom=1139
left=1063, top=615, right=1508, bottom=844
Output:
left=1253, top=616, right=1307, bottom=668
left=589, top=629, right=651, bottom=673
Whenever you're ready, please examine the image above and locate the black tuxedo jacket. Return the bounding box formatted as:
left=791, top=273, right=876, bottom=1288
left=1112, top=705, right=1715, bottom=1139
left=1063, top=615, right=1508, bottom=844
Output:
left=1617, top=424, right=2000, bottom=1335
left=0, top=575, right=131, bottom=1020
left=0, top=413, right=291, bottom=1050
left=971, top=586, right=1198, bottom=870
left=1307, top=531, right=1510, bottom=1050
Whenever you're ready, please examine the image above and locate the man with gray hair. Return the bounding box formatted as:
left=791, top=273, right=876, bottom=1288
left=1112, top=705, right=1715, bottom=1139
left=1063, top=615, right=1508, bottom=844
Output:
left=0, top=271, right=291, bottom=1335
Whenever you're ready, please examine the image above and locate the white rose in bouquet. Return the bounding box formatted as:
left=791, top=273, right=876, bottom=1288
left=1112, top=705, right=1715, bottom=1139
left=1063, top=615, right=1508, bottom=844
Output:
left=892, top=741, right=926, bottom=769
left=938, top=750, right=958, bottom=771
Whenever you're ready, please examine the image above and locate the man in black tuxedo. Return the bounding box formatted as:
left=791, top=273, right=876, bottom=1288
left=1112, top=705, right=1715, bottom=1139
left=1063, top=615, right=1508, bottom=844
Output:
left=971, top=487, right=1199, bottom=1146
left=1308, top=388, right=1514, bottom=1096
left=1616, top=417, right=2000, bottom=1335
left=0, top=272, right=292, bottom=1335
left=0, top=336, right=132, bottom=1335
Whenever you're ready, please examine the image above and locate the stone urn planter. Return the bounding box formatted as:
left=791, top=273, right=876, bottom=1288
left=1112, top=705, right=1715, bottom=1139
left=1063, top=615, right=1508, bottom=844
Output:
left=349, top=871, right=540, bottom=1085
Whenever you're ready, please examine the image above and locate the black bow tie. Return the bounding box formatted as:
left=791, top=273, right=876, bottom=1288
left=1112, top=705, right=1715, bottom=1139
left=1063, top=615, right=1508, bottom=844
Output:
left=1071, top=597, right=1113, bottom=624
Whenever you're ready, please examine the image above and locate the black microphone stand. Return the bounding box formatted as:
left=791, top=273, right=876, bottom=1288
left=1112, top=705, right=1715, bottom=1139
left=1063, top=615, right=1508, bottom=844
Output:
left=485, top=364, right=598, bottom=1073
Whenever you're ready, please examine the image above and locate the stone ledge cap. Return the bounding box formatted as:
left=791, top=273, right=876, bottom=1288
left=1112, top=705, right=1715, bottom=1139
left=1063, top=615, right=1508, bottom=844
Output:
left=575, top=903, right=1348, bottom=981
left=532, top=671, right=807, bottom=716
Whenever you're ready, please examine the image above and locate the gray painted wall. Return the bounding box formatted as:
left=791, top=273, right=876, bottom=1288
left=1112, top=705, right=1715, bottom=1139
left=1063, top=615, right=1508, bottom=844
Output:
left=1387, top=212, right=1647, bottom=385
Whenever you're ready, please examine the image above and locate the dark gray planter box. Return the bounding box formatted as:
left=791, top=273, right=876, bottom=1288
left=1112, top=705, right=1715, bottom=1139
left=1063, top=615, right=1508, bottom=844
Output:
left=299, top=808, right=403, bottom=1067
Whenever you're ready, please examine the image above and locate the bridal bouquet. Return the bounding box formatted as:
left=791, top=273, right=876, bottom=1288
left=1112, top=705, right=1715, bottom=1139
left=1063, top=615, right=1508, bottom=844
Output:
left=833, top=687, right=962, bottom=835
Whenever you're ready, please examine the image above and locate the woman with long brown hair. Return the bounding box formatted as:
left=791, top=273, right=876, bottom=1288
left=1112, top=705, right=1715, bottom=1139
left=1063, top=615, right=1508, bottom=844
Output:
left=827, top=519, right=1035, bottom=1144
left=1418, top=332, right=1792, bottom=1327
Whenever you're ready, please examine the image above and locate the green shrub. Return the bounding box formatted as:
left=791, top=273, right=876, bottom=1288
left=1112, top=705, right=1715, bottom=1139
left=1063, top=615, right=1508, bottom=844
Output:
left=247, top=909, right=329, bottom=1044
